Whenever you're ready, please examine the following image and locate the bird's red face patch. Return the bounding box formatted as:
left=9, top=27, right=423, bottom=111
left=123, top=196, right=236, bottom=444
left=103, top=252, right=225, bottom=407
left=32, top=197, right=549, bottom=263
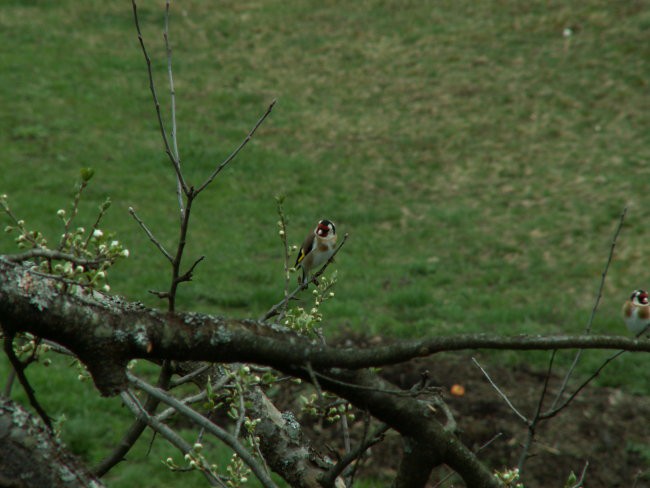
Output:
left=317, top=224, right=330, bottom=236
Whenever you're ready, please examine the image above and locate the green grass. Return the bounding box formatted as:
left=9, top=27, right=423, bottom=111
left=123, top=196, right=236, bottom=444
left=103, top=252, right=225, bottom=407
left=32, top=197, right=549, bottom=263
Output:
left=1, top=0, right=650, bottom=484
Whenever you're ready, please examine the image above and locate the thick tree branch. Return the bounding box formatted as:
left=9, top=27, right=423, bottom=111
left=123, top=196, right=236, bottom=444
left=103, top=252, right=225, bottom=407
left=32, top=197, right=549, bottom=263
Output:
left=0, top=258, right=648, bottom=397
left=0, top=398, right=105, bottom=487
left=245, top=386, right=342, bottom=488
left=393, top=438, right=438, bottom=488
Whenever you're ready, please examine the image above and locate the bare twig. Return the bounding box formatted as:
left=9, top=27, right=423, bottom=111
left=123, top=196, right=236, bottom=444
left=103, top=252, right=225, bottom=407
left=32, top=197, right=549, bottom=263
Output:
left=127, top=373, right=278, bottom=488
left=131, top=0, right=188, bottom=195
left=312, top=369, right=440, bottom=398
left=129, top=207, right=173, bottom=262
left=340, top=408, right=351, bottom=454
left=261, top=232, right=349, bottom=321
left=517, top=350, right=557, bottom=473
left=196, top=99, right=277, bottom=195
left=551, top=207, right=627, bottom=410
left=472, top=357, right=528, bottom=424
left=478, top=432, right=503, bottom=452
left=156, top=390, right=207, bottom=422
left=275, top=197, right=292, bottom=320
left=163, top=0, right=184, bottom=218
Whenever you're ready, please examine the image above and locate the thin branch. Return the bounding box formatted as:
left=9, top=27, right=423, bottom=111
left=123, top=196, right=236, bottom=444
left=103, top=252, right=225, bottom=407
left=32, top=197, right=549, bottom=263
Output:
left=58, top=180, right=88, bottom=251
left=163, top=0, right=184, bottom=218
left=306, top=362, right=324, bottom=404
left=82, top=198, right=112, bottom=250
left=320, top=422, right=389, bottom=487
left=93, top=363, right=173, bottom=477
left=127, top=373, right=278, bottom=488
left=261, top=232, right=349, bottom=321
left=275, top=197, right=291, bottom=320
left=156, top=390, right=207, bottom=422
left=128, top=207, right=173, bottom=262
left=312, top=369, right=439, bottom=398
left=472, top=357, right=528, bottom=424
left=1, top=330, right=51, bottom=429
left=551, top=207, right=627, bottom=410
left=196, top=99, right=277, bottom=195
left=233, top=378, right=246, bottom=440
left=541, top=349, right=626, bottom=420
left=3, top=367, right=16, bottom=398
left=131, top=0, right=188, bottom=195
left=176, top=255, right=205, bottom=284
left=170, top=364, right=212, bottom=387
left=120, top=390, right=224, bottom=487
left=517, top=350, right=557, bottom=473
left=570, top=460, right=589, bottom=488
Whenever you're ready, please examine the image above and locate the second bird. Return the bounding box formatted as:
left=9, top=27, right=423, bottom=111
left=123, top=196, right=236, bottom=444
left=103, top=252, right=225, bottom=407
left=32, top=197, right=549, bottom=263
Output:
left=295, top=219, right=337, bottom=285
left=622, top=289, right=650, bottom=336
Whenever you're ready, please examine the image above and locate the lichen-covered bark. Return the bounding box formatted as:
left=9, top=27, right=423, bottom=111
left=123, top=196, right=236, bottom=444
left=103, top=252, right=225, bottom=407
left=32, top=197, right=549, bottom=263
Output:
left=247, top=386, right=343, bottom=488
left=0, top=398, right=104, bottom=488
left=0, top=258, right=643, bottom=397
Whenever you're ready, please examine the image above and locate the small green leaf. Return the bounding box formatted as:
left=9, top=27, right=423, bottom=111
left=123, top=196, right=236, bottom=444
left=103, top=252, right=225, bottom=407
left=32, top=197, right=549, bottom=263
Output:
left=564, top=471, right=577, bottom=487
left=80, top=167, right=95, bottom=182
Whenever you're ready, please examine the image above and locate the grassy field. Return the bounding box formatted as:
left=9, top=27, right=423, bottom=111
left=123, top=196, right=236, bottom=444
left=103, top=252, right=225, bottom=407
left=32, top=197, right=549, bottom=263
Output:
left=1, top=0, right=650, bottom=485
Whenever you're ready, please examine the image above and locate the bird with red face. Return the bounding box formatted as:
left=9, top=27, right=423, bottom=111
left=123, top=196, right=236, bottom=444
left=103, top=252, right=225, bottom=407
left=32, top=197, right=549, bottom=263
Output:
left=295, top=219, right=337, bottom=285
left=622, top=289, right=650, bottom=336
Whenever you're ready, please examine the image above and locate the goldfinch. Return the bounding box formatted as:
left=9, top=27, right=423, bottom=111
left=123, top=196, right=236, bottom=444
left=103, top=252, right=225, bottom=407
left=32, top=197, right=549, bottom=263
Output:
left=295, top=219, right=337, bottom=285
left=622, top=289, right=650, bottom=336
